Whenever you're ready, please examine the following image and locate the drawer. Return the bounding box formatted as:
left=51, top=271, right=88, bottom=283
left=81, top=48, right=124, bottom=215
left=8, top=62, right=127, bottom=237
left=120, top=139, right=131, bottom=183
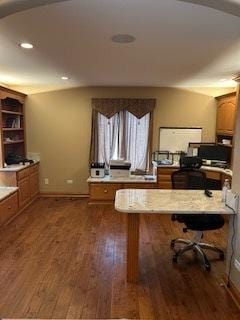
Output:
left=157, top=168, right=177, bottom=175
left=0, top=192, right=18, bottom=226
left=124, top=183, right=156, bottom=189
left=17, top=168, right=30, bottom=181
left=157, top=174, right=172, bottom=182
left=29, top=164, right=39, bottom=174
left=205, top=171, right=221, bottom=181
left=158, top=181, right=172, bottom=189
left=90, top=183, right=123, bottom=201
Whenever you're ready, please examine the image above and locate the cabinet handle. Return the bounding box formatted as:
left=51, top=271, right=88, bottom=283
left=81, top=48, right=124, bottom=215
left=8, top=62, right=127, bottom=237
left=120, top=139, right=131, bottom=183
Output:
left=8, top=206, right=12, bottom=209
left=104, top=189, right=108, bottom=193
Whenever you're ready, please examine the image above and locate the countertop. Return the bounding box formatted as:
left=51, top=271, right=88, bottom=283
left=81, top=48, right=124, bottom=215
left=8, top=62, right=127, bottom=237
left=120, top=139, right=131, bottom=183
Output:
left=115, top=189, right=233, bottom=215
left=153, top=161, right=232, bottom=176
left=0, top=187, right=18, bottom=201
left=87, top=175, right=157, bottom=184
left=0, top=161, right=39, bottom=172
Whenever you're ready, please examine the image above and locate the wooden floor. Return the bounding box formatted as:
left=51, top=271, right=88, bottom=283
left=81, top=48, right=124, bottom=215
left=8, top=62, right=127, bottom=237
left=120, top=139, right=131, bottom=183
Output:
left=0, top=198, right=239, bottom=319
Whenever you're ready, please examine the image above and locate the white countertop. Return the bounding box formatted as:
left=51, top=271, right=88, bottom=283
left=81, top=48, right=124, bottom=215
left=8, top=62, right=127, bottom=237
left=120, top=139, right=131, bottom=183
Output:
left=87, top=175, right=157, bottom=183
left=0, top=161, right=39, bottom=172
left=0, top=187, right=18, bottom=201
left=115, top=189, right=233, bottom=215
left=153, top=161, right=232, bottom=176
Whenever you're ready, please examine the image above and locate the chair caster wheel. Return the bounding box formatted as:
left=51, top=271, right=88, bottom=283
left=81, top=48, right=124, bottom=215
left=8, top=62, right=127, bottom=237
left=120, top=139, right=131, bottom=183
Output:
left=219, top=253, right=224, bottom=260
left=172, top=255, right=178, bottom=262
left=205, top=264, right=211, bottom=271
left=170, top=240, right=175, bottom=249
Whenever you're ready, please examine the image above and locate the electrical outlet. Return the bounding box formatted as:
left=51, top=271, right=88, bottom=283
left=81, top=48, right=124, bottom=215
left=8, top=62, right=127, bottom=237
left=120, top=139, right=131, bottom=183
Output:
left=67, top=179, right=73, bottom=184
left=44, top=178, right=49, bottom=185
left=226, top=190, right=239, bottom=212
left=234, top=259, right=240, bottom=273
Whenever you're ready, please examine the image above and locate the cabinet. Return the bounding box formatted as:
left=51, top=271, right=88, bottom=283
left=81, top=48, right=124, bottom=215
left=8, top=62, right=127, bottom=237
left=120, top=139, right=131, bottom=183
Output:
left=0, top=86, right=26, bottom=168
left=216, top=93, right=236, bottom=135
left=88, top=180, right=156, bottom=204
left=0, top=192, right=18, bottom=226
left=0, top=163, right=39, bottom=209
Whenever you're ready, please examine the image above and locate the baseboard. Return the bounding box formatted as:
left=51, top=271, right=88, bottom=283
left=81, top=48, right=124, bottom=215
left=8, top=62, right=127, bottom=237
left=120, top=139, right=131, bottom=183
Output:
left=40, top=192, right=89, bottom=198
left=222, top=274, right=240, bottom=310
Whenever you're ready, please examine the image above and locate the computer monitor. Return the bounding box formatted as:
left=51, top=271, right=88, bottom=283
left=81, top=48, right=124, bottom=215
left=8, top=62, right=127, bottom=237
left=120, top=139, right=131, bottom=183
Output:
left=198, top=145, right=231, bottom=163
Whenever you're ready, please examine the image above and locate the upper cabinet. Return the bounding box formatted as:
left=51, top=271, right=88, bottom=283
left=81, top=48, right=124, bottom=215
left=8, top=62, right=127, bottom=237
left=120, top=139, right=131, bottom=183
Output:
left=216, top=92, right=237, bottom=135
left=0, top=86, right=26, bottom=167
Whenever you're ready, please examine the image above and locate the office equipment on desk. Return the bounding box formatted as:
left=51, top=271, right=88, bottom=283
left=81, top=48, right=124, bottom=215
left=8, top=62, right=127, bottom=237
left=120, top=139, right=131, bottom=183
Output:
left=90, top=162, right=105, bottom=178
left=109, top=159, right=131, bottom=178
left=152, top=150, right=170, bottom=162
left=198, top=145, right=231, bottom=168
left=171, top=156, right=225, bottom=271
left=159, top=127, right=202, bottom=153
left=188, top=142, right=216, bottom=157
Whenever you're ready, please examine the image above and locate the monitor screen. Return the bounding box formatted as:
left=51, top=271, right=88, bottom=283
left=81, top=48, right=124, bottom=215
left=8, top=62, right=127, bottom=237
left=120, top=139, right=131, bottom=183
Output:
left=198, top=145, right=231, bottom=163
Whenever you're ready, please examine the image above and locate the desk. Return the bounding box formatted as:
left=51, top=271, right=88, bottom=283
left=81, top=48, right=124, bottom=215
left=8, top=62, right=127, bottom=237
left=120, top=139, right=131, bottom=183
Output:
left=115, top=189, right=234, bottom=283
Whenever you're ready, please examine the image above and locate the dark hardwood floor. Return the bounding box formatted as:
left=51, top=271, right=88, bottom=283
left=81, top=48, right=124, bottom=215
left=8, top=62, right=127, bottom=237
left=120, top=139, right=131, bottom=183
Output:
left=0, top=197, right=239, bottom=319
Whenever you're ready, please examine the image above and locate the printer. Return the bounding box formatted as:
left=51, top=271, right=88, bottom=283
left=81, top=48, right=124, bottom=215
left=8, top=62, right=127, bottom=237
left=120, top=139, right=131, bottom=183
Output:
left=109, top=159, right=131, bottom=178
left=90, top=162, right=105, bottom=178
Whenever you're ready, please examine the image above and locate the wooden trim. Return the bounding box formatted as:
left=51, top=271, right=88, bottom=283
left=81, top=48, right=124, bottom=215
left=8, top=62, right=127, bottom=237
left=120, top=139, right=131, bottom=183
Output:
left=222, top=275, right=240, bottom=310
left=0, top=85, right=26, bottom=97
left=40, top=192, right=90, bottom=198
left=215, top=92, right=236, bottom=100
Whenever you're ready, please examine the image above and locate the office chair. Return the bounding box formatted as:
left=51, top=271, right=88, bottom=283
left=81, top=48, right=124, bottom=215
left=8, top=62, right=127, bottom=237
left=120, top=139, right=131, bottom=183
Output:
left=171, top=156, right=225, bottom=271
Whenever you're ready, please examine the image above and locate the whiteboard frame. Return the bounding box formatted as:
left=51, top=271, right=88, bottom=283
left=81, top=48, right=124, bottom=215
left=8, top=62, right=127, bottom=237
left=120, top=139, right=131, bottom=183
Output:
left=158, top=126, right=203, bottom=153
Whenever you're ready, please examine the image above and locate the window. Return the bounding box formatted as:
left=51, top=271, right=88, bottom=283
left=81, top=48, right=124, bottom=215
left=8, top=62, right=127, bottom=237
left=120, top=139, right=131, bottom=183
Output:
left=90, top=98, right=155, bottom=173
left=97, top=110, right=150, bottom=171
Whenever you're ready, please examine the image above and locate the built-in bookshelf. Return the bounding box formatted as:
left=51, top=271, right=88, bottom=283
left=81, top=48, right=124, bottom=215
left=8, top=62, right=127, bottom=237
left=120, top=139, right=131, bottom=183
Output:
left=0, top=87, right=26, bottom=167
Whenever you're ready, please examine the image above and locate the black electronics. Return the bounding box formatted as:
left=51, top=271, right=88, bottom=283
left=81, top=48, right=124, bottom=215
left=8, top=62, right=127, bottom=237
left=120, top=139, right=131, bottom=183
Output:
left=198, top=145, right=231, bottom=164
left=90, top=162, right=105, bottom=178
left=5, top=153, right=34, bottom=165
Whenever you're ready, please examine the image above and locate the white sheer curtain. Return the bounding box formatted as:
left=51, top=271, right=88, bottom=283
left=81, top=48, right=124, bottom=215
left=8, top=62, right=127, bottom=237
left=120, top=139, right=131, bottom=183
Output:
left=97, top=111, right=150, bottom=172
left=124, top=111, right=150, bottom=171
left=97, top=112, right=119, bottom=167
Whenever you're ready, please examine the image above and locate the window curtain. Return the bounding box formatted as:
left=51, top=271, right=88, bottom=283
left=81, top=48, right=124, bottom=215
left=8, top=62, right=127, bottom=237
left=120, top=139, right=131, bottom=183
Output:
left=90, top=98, right=156, bottom=171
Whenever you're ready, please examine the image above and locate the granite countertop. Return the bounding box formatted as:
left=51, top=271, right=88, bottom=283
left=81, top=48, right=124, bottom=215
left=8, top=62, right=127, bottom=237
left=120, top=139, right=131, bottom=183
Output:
left=0, top=187, right=18, bottom=201
left=0, top=160, right=39, bottom=172
left=87, top=175, right=157, bottom=184
left=115, top=189, right=233, bottom=215
left=152, top=161, right=232, bottom=176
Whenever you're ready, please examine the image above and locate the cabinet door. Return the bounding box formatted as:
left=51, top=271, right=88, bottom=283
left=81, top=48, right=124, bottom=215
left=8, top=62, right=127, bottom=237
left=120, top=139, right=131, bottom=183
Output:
left=30, top=171, right=39, bottom=199
left=0, top=192, right=18, bottom=226
left=216, top=97, right=236, bottom=134
left=18, top=176, right=30, bottom=208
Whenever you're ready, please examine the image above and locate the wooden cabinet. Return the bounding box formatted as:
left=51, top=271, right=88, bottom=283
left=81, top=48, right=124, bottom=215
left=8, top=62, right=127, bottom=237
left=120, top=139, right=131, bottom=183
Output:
left=0, top=86, right=26, bottom=168
left=18, top=176, right=30, bottom=208
left=0, top=163, right=39, bottom=209
left=0, top=192, right=18, bottom=226
left=30, top=170, right=39, bottom=199
left=88, top=180, right=157, bottom=203
left=157, top=168, right=177, bottom=189
left=216, top=93, right=236, bottom=135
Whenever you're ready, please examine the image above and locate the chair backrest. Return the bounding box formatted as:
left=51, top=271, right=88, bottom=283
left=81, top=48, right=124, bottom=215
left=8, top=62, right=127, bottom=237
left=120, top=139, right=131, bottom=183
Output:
left=171, top=169, right=207, bottom=190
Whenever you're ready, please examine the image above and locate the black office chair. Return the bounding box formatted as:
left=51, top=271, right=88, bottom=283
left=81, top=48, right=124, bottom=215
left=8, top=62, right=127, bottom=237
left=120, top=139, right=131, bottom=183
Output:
left=171, top=156, right=225, bottom=271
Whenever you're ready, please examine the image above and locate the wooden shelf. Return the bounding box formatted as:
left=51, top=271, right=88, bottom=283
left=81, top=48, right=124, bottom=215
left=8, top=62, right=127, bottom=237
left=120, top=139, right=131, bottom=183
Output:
left=2, top=110, right=23, bottom=116
left=216, top=131, right=234, bottom=137
left=217, top=143, right=232, bottom=148
left=3, top=140, right=24, bottom=145
left=3, top=128, right=24, bottom=131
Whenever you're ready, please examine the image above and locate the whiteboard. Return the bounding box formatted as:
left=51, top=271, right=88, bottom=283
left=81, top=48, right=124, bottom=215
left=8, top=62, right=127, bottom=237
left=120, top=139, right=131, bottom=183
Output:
left=159, top=127, right=202, bottom=153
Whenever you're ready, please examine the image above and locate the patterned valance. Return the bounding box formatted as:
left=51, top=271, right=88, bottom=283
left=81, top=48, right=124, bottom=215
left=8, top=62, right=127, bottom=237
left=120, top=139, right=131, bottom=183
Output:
left=91, top=98, right=156, bottom=119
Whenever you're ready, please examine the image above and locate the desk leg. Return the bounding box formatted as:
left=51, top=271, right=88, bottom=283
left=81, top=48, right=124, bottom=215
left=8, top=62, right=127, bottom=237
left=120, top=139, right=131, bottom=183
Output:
left=127, top=212, right=140, bottom=283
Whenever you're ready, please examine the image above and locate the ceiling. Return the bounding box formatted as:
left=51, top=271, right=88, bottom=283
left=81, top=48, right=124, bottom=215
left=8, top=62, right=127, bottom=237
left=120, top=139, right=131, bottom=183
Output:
left=0, top=0, right=240, bottom=94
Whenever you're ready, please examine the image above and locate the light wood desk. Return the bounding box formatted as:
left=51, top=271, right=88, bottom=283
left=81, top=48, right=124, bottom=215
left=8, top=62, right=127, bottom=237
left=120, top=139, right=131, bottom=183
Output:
left=115, top=189, right=234, bottom=283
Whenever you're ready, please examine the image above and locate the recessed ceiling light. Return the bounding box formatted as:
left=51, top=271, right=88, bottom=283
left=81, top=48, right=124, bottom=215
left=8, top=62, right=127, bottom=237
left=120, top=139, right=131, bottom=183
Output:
left=61, top=76, right=69, bottom=80
left=219, top=78, right=227, bottom=82
left=111, top=34, right=136, bottom=44
left=20, top=42, right=34, bottom=49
